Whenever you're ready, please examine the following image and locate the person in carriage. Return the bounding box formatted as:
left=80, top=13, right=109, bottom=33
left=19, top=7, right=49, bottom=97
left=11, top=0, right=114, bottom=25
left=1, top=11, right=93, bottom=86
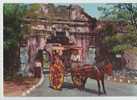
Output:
left=49, top=51, right=64, bottom=90
left=70, top=48, right=81, bottom=68
left=70, top=48, right=82, bottom=88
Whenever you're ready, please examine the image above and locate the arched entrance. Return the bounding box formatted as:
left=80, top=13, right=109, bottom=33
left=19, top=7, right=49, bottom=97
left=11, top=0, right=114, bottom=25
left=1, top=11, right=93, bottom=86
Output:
left=42, top=49, right=51, bottom=71
left=86, top=46, right=96, bottom=64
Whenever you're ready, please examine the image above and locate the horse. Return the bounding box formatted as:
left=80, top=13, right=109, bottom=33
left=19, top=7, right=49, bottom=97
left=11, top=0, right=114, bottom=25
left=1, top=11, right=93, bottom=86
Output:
left=71, top=62, right=113, bottom=95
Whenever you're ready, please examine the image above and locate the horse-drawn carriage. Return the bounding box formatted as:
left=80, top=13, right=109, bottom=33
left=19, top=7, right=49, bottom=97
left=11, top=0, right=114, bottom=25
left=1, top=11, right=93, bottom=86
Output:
left=48, top=43, right=112, bottom=95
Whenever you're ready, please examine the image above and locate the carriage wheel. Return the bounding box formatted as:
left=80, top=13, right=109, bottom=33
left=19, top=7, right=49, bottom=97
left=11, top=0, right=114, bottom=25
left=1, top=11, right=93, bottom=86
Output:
left=49, top=64, right=64, bottom=90
left=72, top=74, right=82, bottom=88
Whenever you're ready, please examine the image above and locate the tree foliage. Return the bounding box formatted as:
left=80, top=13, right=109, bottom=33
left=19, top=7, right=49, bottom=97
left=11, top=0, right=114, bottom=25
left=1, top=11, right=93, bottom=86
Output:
left=98, top=4, right=137, bottom=54
left=102, top=25, right=137, bottom=54
left=98, top=4, right=137, bottom=28
left=4, top=4, right=29, bottom=49
left=4, top=4, right=30, bottom=80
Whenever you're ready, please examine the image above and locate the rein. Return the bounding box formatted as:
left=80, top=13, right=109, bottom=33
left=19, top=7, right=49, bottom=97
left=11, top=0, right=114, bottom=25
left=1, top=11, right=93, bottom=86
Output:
left=98, top=66, right=105, bottom=73
left=97, top=63, right=112, bottom=76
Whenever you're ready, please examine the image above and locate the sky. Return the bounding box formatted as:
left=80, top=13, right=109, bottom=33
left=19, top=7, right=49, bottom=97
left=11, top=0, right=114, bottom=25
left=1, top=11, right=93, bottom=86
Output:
left=80, top=4, right=113, bottom=19
left=80, top=4, right=104, bottom=19
left=57, top=3, right=109, bottom=19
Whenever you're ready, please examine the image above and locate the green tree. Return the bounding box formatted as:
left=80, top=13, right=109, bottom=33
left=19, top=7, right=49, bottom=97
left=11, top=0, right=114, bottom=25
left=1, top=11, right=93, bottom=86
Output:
left=4, top=4, right=29, bottom=80
left=4, top=4, right=29, bottom=49
left=98, top=4, right=137, bottom=54
left=98, top=3, right=137, bottom=30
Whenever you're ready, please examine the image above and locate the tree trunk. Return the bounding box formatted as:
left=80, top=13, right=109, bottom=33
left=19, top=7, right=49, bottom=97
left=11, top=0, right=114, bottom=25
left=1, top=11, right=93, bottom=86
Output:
left=4, top=46, right=20, bottom=80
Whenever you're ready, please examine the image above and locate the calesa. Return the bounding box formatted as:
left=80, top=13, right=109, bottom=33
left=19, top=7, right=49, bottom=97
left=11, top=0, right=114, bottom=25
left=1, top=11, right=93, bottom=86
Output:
left=70, top=62, right=113, bottom=95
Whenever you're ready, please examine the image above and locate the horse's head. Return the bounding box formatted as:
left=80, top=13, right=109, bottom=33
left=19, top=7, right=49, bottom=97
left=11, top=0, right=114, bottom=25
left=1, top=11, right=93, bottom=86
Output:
left=104, top=63, right=113, bottom=76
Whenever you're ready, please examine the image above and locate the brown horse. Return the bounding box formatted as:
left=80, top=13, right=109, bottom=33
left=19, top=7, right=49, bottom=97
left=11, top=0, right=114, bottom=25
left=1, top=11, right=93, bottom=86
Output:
left=71, top=62, right=112, bottom=95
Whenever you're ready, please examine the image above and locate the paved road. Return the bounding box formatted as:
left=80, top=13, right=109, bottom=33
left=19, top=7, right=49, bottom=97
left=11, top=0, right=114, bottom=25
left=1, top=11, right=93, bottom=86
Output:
left=27, top=74, right=137, bottom=96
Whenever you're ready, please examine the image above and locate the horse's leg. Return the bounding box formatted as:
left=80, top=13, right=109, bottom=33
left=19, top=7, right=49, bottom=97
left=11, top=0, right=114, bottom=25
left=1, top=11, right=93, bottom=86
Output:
left=83, top=77, right=87, bottom=88
left=81, top=77, right=87, bottom=89
left=97, top=80, right=101, bottom=95
left=101, top=78, right=106, bottom=94
left=71, top=72, right=76, bottom=88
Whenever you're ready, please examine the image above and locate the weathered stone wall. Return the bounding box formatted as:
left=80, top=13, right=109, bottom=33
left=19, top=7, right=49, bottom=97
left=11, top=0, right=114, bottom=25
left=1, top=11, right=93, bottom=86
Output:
left=123, top=49, right=137, bottom=70
left=24, top=5, right=97, bottom=68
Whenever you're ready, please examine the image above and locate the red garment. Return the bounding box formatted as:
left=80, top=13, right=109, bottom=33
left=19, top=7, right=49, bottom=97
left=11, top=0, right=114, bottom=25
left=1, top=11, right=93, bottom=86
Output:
left=49, top=62, right=64, bottom=90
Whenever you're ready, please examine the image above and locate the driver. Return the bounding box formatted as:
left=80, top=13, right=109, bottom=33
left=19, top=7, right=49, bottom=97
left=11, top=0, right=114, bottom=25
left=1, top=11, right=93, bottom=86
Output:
left=70, top=49, right=81, bottom=69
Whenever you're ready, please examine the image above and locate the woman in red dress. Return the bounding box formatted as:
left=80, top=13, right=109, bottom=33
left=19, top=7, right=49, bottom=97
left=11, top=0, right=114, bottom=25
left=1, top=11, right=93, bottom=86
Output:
left=49, top=54, right=64, bottom=90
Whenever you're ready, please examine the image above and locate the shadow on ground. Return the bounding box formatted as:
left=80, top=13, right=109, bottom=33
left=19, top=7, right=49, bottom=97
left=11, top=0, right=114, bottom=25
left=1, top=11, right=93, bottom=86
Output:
left=62, top=82, right=104, bottom=95
left=62, top=82, right=74, bottom=89
left=84, top=88, right=104, bottom=95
